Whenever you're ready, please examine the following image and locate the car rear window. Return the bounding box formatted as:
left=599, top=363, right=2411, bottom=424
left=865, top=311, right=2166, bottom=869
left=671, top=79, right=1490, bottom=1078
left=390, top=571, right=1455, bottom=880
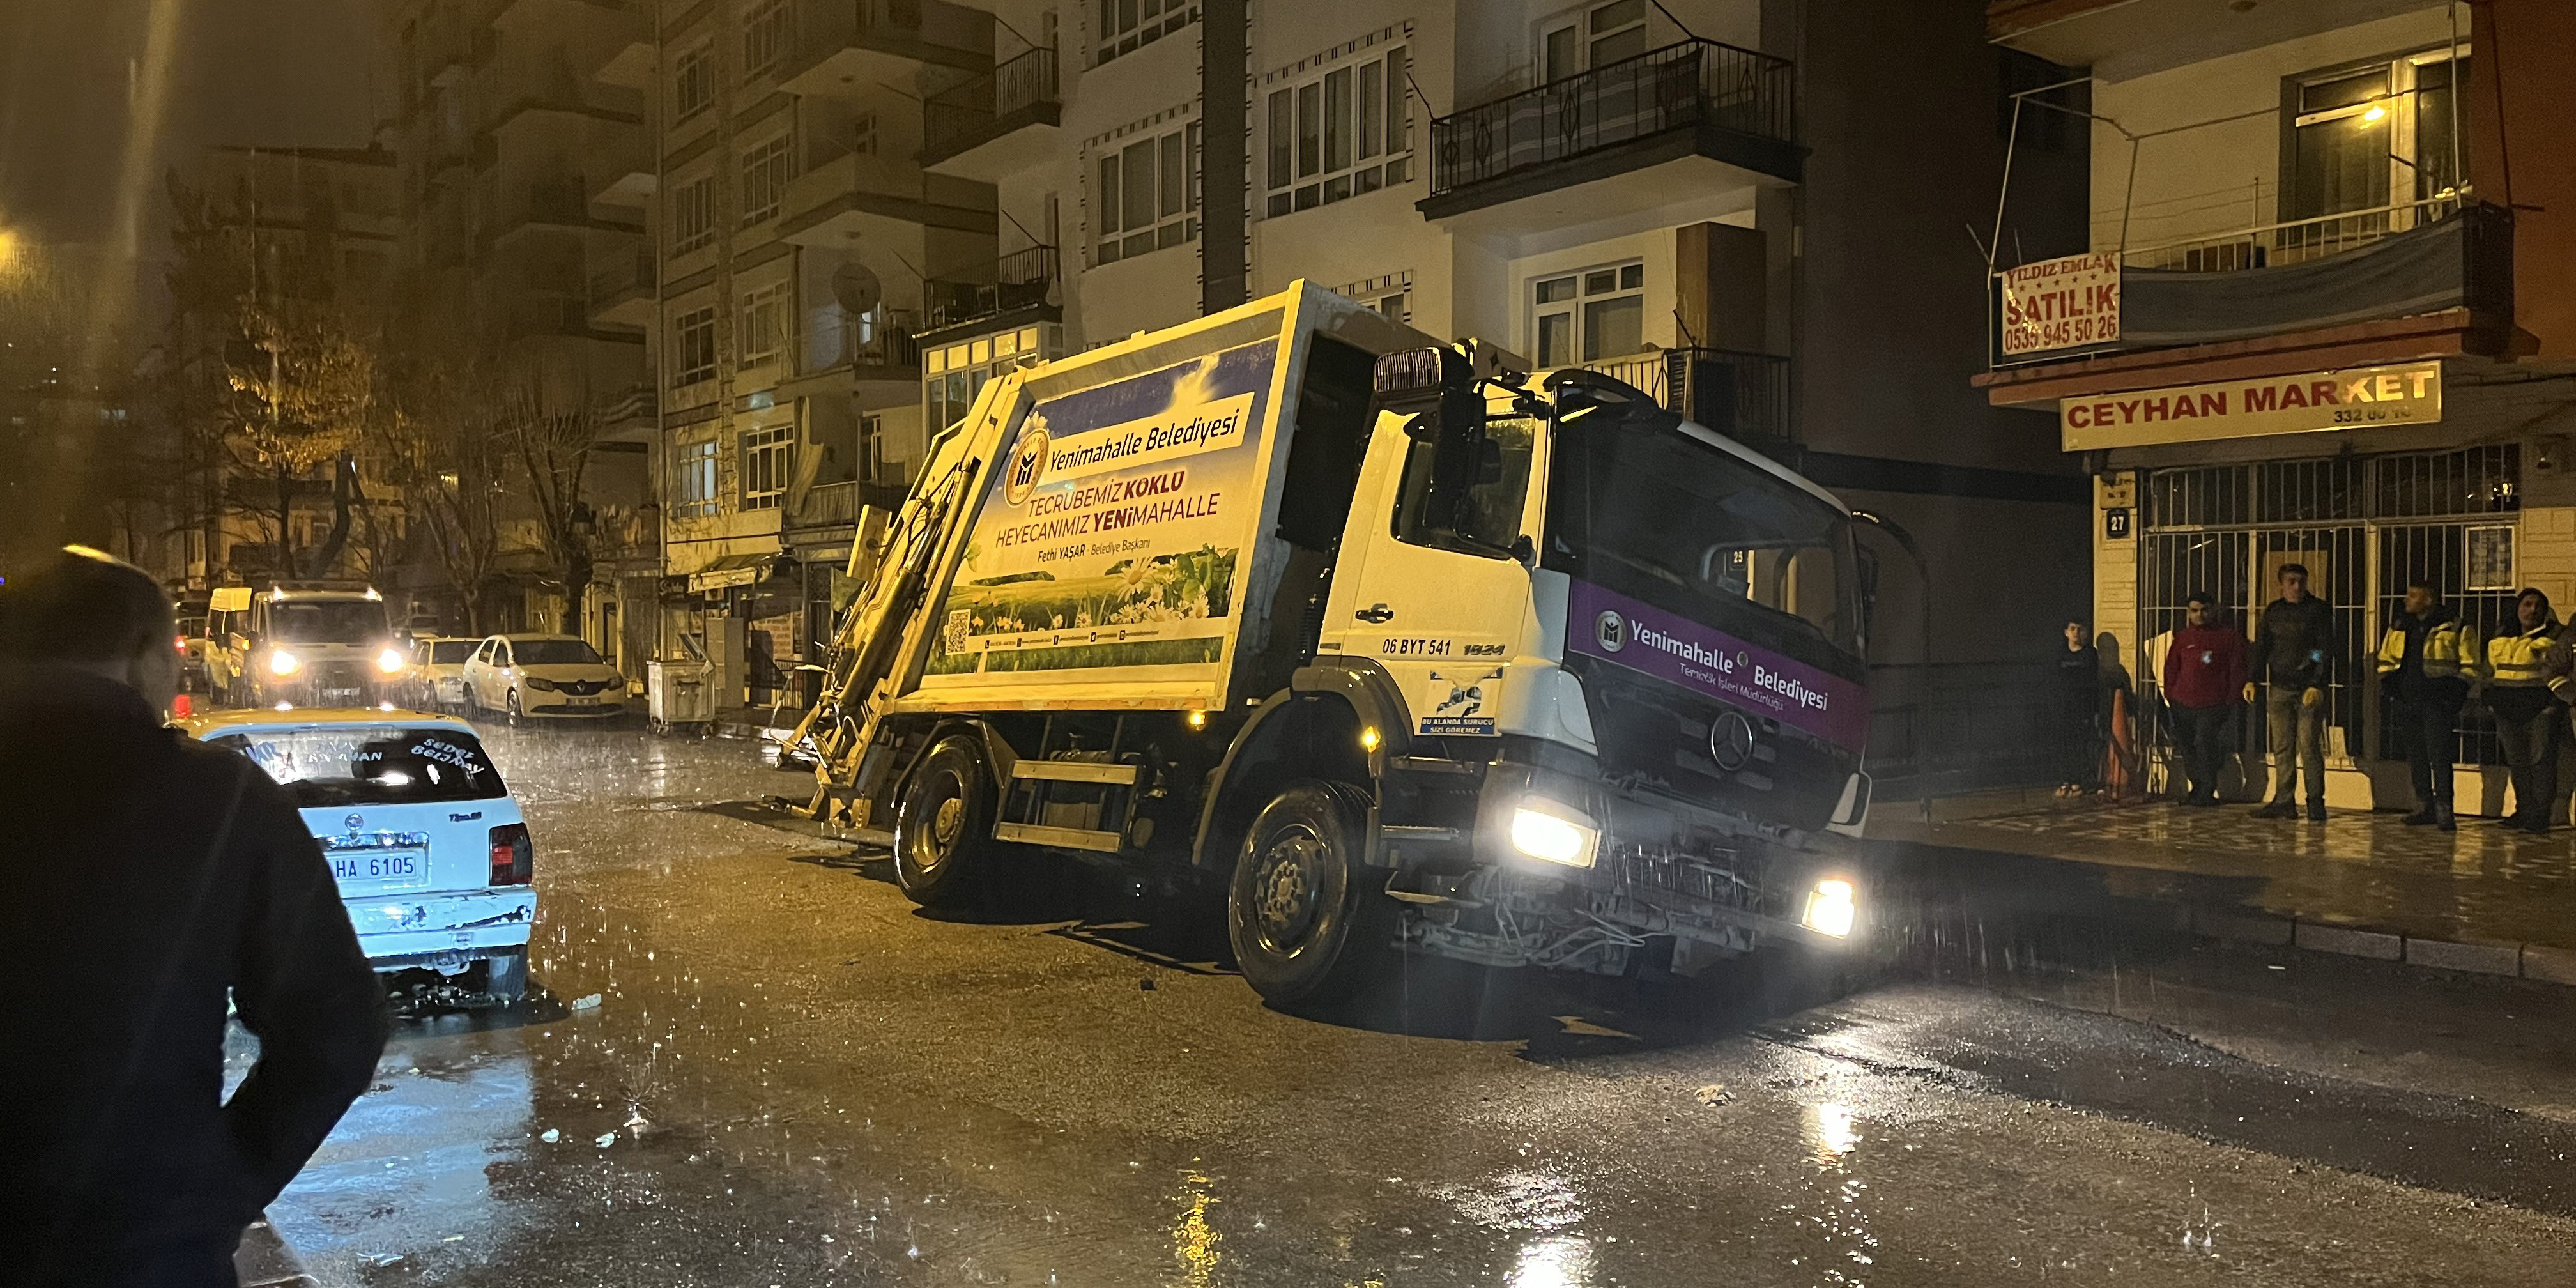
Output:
left=211, top=726, right=509, bottom=806
left=427, top=640, right=479, bottom=663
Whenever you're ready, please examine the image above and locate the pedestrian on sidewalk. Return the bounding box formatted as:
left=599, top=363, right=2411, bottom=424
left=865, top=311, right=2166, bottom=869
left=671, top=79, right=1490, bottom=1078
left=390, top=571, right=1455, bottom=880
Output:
left=0, top=549, right=390, bottom=1287
left=2375, top=580, right=2483, bottom=831
left=2055, top=620, right=2101, bottom=797
left=2161, top=592, right=2246, bottom=807
left=2483, top=587, right=2563, bottom=832
left=2248, top=564, right=2334, bottom=822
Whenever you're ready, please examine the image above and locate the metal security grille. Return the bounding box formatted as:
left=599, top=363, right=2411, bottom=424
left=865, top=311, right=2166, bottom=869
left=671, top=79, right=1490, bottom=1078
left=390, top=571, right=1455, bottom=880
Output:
left=2135, top=447, right=2519, bottom=784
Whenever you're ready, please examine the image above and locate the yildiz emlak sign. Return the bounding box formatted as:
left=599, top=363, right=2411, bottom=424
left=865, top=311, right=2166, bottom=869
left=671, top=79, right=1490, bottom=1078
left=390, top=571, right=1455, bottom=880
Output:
left=2060, top=360, right=2442, bottom=452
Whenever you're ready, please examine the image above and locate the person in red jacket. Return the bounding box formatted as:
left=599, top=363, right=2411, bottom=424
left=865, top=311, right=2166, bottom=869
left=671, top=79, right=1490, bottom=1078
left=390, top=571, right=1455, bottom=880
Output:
left=2161, top=590, right=2249, bottom=806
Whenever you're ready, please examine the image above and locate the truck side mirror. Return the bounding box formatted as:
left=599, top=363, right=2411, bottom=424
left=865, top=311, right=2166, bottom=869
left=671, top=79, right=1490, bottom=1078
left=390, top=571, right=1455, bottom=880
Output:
left=1510, top=533, right=1537, bottom=567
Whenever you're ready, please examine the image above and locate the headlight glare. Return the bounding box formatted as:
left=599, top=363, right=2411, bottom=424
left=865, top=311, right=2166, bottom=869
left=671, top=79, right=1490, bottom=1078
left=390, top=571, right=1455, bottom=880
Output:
left=267, top=648, right=301, bottom=677
left=1804, top=878, right=1859, bottom=939
left=1508, top=802, right=1598, bottom=868
left=376, top=647, right=408, bottom=675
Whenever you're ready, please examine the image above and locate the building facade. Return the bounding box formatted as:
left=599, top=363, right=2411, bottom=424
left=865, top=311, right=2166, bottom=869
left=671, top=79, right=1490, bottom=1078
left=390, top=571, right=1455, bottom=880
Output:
left=1978, top=0, right=2576, bottom=809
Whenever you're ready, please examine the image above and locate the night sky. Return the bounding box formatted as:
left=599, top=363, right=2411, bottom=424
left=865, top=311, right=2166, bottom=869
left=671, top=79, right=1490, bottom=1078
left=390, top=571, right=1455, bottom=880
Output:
left=0, top=0, right=377, bottom=251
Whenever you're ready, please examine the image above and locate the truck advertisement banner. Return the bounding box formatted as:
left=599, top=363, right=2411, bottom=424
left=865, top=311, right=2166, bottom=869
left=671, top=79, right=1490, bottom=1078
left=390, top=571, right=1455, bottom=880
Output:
left=1567, top=579, right=1867, bottom=754
left=924, top=339, right=1278, bottom=681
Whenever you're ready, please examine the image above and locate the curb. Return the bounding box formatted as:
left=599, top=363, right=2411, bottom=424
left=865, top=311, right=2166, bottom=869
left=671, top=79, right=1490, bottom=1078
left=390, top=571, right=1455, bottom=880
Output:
left=2115, top=900, right=2573, bottom=985
left=235, top=1217, right=315, bottom=1288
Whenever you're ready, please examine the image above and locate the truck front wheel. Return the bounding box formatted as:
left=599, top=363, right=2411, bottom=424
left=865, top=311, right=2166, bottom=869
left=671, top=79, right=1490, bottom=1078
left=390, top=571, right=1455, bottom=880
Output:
left=893, top=736, right=1001, bottom=908
left=1227, top=781, right=1394, bottom=1009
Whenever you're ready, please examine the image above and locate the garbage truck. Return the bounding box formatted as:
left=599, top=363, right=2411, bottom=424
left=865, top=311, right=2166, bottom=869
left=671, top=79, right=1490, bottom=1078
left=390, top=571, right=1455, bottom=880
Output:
left=792, top=282, right=1877, bottom=1008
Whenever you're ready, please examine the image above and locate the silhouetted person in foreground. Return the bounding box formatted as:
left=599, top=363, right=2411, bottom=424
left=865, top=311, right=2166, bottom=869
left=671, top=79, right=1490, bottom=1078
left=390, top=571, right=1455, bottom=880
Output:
left=0, top=549, right=388, bottom=1287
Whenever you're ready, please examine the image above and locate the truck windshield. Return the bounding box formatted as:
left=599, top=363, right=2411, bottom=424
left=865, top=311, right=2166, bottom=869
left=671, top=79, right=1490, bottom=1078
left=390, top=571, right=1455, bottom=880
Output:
left=1547, top=412, right=1863, bottom=667
left=270, top=599, right=390, bottom=643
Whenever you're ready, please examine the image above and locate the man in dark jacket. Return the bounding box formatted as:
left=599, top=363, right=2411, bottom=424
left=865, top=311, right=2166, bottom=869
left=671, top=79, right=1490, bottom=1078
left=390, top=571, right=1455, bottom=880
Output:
left=0, top=549, right=389, bottom=1287
left=2161, top=591, right=2248, bottom=806
left=2374, top=581, right=2482, bottom=831
left=2248, top=564, right=2335, bottom=821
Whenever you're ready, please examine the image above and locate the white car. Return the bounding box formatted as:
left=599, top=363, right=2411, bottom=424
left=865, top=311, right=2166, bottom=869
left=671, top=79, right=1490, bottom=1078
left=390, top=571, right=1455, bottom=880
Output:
left=406, top=636, right=480, bottom=709
left=461, top=634, right=631, bottom=725
left=178, top=709, right=535, bottom=1000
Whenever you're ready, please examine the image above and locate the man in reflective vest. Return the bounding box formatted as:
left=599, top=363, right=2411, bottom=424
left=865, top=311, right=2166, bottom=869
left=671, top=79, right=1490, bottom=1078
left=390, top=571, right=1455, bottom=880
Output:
left=2483, top=588, right=2564, bottom=832
left=2374, top=581, right=2483, bottom=830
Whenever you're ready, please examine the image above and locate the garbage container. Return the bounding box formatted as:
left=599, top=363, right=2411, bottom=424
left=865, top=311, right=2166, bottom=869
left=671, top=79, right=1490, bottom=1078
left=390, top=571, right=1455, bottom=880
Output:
left=647, top=657, right=716, bottom=734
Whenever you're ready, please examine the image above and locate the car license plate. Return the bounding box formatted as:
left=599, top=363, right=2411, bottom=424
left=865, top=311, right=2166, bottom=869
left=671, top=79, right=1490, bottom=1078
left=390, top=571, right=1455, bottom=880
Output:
left=322, top=688, right=363, bottom=705
left=568, top=696, right=598, bottom=707
left=332, top=851, right=427, bottom=891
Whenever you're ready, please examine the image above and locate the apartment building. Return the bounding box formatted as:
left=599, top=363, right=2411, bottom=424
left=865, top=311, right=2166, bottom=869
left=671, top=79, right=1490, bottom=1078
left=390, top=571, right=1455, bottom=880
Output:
left=388, top=0, right=656, bottom=659
left=1977, top=0, right=2576, bottom=808
left=168, top=144, right=401, bottom=591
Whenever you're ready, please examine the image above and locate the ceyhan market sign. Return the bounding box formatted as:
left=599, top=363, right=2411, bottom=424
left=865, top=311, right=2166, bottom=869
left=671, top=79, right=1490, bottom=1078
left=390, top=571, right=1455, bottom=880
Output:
left=2060, top=360, right=2442, bottom=451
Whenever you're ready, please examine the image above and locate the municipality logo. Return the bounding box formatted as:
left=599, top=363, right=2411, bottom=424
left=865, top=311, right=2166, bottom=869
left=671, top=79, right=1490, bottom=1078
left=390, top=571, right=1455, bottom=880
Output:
left=1004, top=424, right=1051, bottom=505
left=1593, top=610, right=1627, bottom=653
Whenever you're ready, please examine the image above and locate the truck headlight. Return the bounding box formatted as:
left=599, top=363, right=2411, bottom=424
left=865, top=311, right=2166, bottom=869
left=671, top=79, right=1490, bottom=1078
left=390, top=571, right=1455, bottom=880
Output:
left=1803, top=878, right=1859, bottom=939
left=1509, top=801, right=1598, bottom=869
left=268, top=648, right=302, bottom=677
left=376, top=647, right=408, bottom=675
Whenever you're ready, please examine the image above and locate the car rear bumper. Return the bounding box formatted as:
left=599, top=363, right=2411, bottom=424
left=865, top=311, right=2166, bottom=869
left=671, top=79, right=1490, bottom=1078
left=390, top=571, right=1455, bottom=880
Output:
left=344, top=887, right=535, bottom=963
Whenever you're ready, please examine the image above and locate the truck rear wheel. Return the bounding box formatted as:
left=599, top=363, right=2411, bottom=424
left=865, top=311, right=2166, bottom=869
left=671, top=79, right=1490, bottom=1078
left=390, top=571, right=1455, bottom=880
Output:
left=893, top=736, right=1002, bottom=908
left=1227, top=781, right=1394, bottom=1010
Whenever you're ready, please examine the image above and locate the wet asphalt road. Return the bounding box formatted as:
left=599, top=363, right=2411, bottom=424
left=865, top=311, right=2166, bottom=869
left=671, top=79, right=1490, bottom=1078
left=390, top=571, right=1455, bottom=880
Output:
left=238, top=728, right=2576, bottom=1287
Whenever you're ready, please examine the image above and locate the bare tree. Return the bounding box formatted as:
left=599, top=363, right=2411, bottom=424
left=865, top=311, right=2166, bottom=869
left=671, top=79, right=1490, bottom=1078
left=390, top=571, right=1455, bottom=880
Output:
left=378, top=359, right=507, bottom=634
left=496, top=374, right=598, bottom=636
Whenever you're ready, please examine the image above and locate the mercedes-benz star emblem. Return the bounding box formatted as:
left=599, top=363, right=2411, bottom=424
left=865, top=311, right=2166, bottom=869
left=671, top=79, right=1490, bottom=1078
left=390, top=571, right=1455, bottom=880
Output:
left=1709, top=710, right=1758, bottom=772
left=1593, top=610, right=1627, bottom=653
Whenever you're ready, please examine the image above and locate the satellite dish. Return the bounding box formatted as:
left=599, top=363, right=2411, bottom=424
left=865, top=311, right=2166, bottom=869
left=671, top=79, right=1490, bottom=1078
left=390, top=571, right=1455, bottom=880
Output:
left=831, top=261, right=883, bottom=316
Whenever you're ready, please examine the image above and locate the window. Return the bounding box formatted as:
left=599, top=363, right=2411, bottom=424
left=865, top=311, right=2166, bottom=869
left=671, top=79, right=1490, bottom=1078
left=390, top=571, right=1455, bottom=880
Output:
left=740, top=134, right=793, bottom=226
left=859, top=413, right=888, bottom=482
left=675, top=439, right=719, bottom=517
left=1265, top=45, right=1409, bottom=217
left=1097, top=0, right=1199, bottom=66
left=1094, top=121, right=1198, bottom=264
left=742, top=0, right=789, bottom=76
left=671, top=305, right=718, bottom=386
left=1392, top=417, right=1536, bottom=556
left=213, top=726, right=508, bottom=807
left=1339, top=272, right=1413, bottom=325
left=740, top=425, right=792, bottom=510
left=1542, top=0, right=1648, bottom=82
left=675, top=44, right=714, bottom=121
left=740, top=282, right=789, bottom=368
left=2284, top=46, right=2471, bottom=252
left=925, top=325, right=1057, bottom=432
left=852, top=112, right=878, bottom=157
left=1531, top=261, right=1644, bottom=366
left=672, top=174, right=716, bottom=253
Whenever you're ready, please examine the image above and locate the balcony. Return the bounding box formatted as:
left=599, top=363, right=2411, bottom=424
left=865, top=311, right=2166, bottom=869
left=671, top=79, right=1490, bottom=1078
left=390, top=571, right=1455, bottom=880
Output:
left=502, top=294, right=594, bottom=340
left=1421, top=38, right=1800, bottom=225
left=587, top=252, right=656, bottom=331
left=921, top=47, right=1061, bottom=181
left=790, top=478, right=912, bottom=532
left=778, top=150, right=997, bottom=247
left=779, top=0, right=993, bottom=99
left=920, top=245, right=1056, bottom=340
left=589, top=142, right=655, bottom=208
left=487, top=180, right=644, bottom=247
left=1583, top=348, right=1793, bottom=450
left=1977, top=201, right=2515, bottom=401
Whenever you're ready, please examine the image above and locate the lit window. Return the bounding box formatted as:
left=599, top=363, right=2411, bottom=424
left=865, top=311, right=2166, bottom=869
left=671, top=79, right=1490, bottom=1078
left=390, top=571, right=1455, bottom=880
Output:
left=674, top=439, right=718, bottom=517
left=740, top=134, right=794, bottom=226
left=740, top=425, right=792, bottom=510
left=1094, top=120, right=1199, bottom=266
left=671, top=305, right=718, bottom=386
left=1265, top=45, right=1408, bottom=217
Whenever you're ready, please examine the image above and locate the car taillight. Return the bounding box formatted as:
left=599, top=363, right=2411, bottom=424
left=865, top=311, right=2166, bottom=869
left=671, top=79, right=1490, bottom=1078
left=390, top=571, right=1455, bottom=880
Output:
left=489, top=822, right=533, bottom=885
left=175, top=636, right=188, bottom=652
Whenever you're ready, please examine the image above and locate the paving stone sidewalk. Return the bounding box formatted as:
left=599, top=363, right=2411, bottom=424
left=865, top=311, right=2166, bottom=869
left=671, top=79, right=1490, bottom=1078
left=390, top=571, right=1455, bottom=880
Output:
left=1868, top=789, right=2576, bottom=954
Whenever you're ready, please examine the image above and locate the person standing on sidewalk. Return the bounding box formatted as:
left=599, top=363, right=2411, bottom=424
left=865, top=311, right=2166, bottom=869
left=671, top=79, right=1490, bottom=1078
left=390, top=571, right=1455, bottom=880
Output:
left=2483, top=588, right=2564, bottom=832
left=0, top=549, right=390, bottom=1287
left=2247, top=564, right=2334, bottom=822
left=2375, top=581, right=2483, bottom=831
left=2055, top=620, right=2101, bottom=797
left=2161, top=592, right=2247, bottom=807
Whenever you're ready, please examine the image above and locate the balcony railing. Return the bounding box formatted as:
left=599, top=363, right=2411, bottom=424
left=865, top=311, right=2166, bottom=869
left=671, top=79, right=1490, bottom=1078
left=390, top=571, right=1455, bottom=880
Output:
left=1583, top=348, right=1791, bottom=446
left=922, top=46, right=1060, bottom=162
left=1428, top=38, right=1797, bottom=199
left=923, top=245, right=1056, bottom=332
left=809, top=305, right=923, bottom=372
left=587, top=252, right=656, bottom=307
left=594, top=381, right=656, bottom=426
left=2117, top=194, right=2467, bottom=273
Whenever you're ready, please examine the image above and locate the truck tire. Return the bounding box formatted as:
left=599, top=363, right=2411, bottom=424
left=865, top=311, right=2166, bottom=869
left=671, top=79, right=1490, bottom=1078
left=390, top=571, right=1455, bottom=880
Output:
left=893, top=735, right=1004, bottom=908
left=1227, top=780, right=1395, bottom=1010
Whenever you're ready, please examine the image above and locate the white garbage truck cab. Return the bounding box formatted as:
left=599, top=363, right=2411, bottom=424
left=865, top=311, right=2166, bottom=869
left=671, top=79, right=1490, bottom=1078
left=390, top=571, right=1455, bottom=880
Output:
left=799, top=282, right=1874, bottom=1008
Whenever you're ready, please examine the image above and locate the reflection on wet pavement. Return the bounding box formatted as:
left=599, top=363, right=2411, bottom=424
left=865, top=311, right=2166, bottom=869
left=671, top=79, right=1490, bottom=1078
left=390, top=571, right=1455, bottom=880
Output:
left=241, top=728, right=2576, bottom=1286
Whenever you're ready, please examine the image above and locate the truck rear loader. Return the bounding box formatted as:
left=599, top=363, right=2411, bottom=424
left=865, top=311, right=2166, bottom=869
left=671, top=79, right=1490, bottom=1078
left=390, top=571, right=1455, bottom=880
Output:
left=793, top=282, right=1878, bottom=1008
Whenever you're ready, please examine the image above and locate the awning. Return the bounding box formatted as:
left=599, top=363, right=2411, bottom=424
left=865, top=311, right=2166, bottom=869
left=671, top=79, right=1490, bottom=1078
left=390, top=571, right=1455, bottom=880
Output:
left=687, top=552, right=779, bottom=592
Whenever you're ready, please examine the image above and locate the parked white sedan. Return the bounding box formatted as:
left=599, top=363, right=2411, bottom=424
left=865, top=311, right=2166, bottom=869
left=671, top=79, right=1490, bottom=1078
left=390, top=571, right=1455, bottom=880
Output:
left=177, top=709, right=535, bottom=1000
left=461, top=634, right=631, bottom=726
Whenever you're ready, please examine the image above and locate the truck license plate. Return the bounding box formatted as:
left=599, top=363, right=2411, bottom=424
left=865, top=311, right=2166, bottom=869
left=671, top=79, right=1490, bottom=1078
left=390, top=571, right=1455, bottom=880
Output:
left=332, top=852, right=426, bottom=890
